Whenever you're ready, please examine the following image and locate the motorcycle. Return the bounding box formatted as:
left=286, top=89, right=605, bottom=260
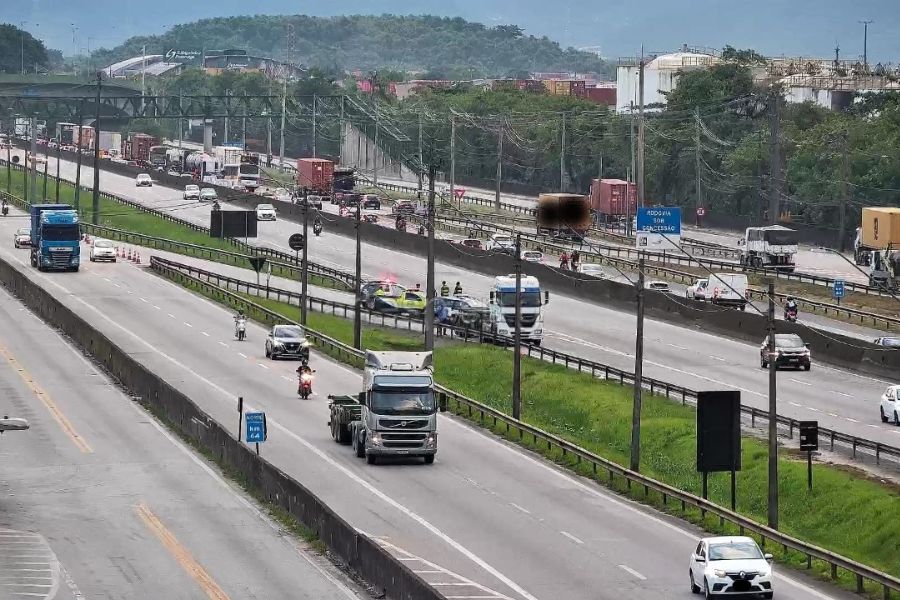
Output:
left=313, top=221, right=323, bottom=236
left=1, top=203, right=8, bottom=217
left=784, top=306, right=798, bottom=323
left=396, top=218, right=407, bottom=233
left=235, top=317, right=247, bottom=341
left=297, top=364, right=315, bottom=399
left=363, top=214, right=378, bottom=224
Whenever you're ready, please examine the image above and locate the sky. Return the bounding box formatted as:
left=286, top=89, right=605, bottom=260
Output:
left=7, top=0, right=899, bottom=63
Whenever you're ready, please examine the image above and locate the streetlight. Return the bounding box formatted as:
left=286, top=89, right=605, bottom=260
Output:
left=859, top=20, right=874, bottom=70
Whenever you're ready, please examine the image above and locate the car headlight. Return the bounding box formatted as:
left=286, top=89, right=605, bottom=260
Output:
left=369, top=433, right=382, bottom=446
left=425, top=433, right=437, bottom=448
left=534, top=329, right=543, bottom=335
left=714, top=569, right=727, bottom=578
left=273, top=341, right=284, bottom=348
left=758, top=568, right=770, bottom=578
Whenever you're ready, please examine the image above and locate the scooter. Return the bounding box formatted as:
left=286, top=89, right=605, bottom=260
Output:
left=235, top=317, right=247, bottom=341
left=363, top=214, right=378, bottom=224
left=784, top=306, right=798, bottom=323
left=297, top=364, right=315, bottom=399
left=313, top=221, right=323, bottom=236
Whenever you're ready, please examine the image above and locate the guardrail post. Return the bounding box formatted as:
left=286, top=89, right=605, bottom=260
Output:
left=857, top=574, right=864, bottom=594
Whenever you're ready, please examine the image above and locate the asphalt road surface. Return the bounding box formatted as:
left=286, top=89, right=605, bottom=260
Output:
left=0, top=269, right=363, bottom=599
left=0, top=210, right=856, bottom=600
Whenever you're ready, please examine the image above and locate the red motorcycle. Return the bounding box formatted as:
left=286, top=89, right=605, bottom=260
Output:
left=297, top=365, right=315, bottom=399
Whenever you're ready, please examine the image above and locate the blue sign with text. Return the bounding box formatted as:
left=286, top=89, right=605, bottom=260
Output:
left=833, top=280, right=845, bottom=299
left=636, top=207, right=682, bottom=234
left=245, top=412, right=267, bottom=443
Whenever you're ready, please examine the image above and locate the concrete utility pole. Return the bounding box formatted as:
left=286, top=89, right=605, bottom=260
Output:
left=312, top=94, right=317, bottom=158
left=74, top=102, right=83, bottom=211
left=92, top=72, right=101, bottom=225
left=353, top=200, right=362, bottom=349
left=339, top=95, right=345, bottom=165
left=301, top=189, right=309, bottom=325
left=141, top=45, right=146, bottom=98
left=560, top=113, right=567, bottom=191
left=278, top=77, right=287, bottom=168
left=637, top=55, right=646, bottom=208
left=766, top=282, right=778, bottom=529
left=417, top=112, right=424, bottom=193
left=495, top=125, right=504, bottom=210
left=29, top=117, right=37, bottom=197
left=373, top=100, right=380, bottom=186
left=695, top=107, right=702, bottom=224
left=768, top=90, right=782, bottom=225
left=629, top=101, right=636, bottom=185
left=630, top=256, right=645, bottom=472
left=55, top=141, right=61, bottom=202
left=839, top=132, right=850, bottom=252
left=449, top=115, right=456, bottom=201
left=424, top=167, right=437, bottom=351
left=42, top=149, right=48, bottom=201
left=20, top=22, right=26, bottom=75
left=512, top=233, right=523, bottom=420
left=860, top=20, right=874, bottom=69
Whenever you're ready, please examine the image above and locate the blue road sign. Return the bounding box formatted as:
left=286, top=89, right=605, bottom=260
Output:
left=833, top=280, right=845, bottom=299
left=636, top=207, right=682, bottom=234
left=245, top=411, right=267, bottom=443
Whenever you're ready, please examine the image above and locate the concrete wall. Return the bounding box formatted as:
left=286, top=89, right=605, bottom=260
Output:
left=340, top=122, right=420, bottom=185
left=0, top=253, right=443, bottom=600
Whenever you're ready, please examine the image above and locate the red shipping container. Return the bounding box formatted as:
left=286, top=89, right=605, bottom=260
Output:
left=297, top=158, right=335, bottom=192
left=591, top=178, right=637, bottom=216
left=586, top=87, right=617, bottom=106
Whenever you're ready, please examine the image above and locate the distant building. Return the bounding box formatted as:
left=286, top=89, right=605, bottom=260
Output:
left=616, top=46, right=720, bottom=113
left=203, top=49, right=304, bottom=80
left=103, top=55, right=182, bottom=78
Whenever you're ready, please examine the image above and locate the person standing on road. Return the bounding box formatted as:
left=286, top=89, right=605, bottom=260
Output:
left=453, top=281, right=463, bottom=295
left=440, top=281, right=450, bottom=297
left=571, top=250, right=580, bottom=271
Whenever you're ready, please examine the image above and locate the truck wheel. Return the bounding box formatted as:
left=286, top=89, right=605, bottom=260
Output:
left=366, top=454, right=377, bottom=465
left=337, top=424, right=351, bottom=444
left=424, top=455, right=435, bottom=465
left=354, top=435, right=365, bottom=458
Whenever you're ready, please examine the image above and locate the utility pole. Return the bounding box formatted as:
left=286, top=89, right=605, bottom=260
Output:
left=55, top=141, right=61, bottom=202
left=353, top=199, right=362, bottom=350
left=559, top=113, right=567, bottom=191
left=92, top=72, right=101, bottom=225
left=629, top=101, right=636, bottom=185
left=839, top=132, right=850, bottom=252
left=637, top=54, right=646, bottom=208
left=695, top=107, right=702, bottom=225
left=630, top=256, right=645, bottom=472
left=598, top=153, right=603, bottom=180
left=278, top=77, right=287, bottom=168
left=311, top=94, right=317, bottom=158
left=224, top=90, right=230, bottom=145
left=449, top=114, right=456, bottom=201
left=424, top=167, right=437, bottom=350
left=417, top=111, right=424, bottom=193
left=339, top=95, right=345, bottom=166
left=768, top=89, right=782, bottom=226
left=372, top=100, right=380, bottom=186
left=512, top=233, right=523, bottom=420
left=178, top=94, right=183, bottom=151
left=495, top=125, right=504, bottom=210
left=766, top=282, right=778, bottom=529
left=42, top=145, right=48, bottom=201
left=860, top=20, right=874, bottom=70
left=74, top=102, right=83, bottom=211
left=301, top=188, right=309, bottom=325
left=140, top=45, right=146, bottom=98
left=29, top=117, right=37, bottom=198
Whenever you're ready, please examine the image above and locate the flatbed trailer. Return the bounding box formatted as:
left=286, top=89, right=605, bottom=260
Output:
left=328, top=394, right=362, bottom=446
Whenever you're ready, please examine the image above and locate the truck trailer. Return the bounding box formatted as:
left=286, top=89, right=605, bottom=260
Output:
left=536, top=193, right=591, bottom=239
left=855, top=207, right=900, bottom=289
left=739, top=225, right=798, bottom=271
left=29, top=204, right=80, bottom=272
left=328, top=351, right=437, bottom=464
left=297, top=158, right=335, bottom=193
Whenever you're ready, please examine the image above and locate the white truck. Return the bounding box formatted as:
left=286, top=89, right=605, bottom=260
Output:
left=328, top=351, right=438, bottom=465
left=488, top=275, right=549, bottom=345
left=739, top=225, right=798, bottom=271
left=708, top=273, right=749, bottom=310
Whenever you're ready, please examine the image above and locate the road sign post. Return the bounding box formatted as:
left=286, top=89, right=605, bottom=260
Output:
left=799, top=421, right=818, bottom=491
left=454, top=187, right=466, bottom=209
left=237, top=396, right=244, bottom=442
left=245, top=411, right=267, bottom=455
left=636, top=207, right=682, bottom=252
left=833, top=279, right=845, bottom=306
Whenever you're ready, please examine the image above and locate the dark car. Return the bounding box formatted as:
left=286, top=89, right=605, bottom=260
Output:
left=362, top=194, right=382, bottom=210
left=760, top=333, right=811, bottom=371
left=265, top=324, right=310, bottom=361
left=345, top=193, right=363, bottom=207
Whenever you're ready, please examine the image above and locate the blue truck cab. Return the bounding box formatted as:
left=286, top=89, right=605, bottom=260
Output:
left=29, top=204, right=81, bottom=272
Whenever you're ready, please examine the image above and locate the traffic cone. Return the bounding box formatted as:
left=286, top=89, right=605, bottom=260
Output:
left=126, top=248, right=132, bottom=261
left=134, top=251, right=141, bottom=264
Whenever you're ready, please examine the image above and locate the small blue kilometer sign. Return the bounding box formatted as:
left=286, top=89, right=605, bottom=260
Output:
left=833, top=280, right=845, bottom=300
left=245, top=412, right=267, bottom=443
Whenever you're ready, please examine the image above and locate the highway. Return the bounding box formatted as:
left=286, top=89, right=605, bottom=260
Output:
left=0, top=267, right=363, bottom=598
left=21, top=152, right=900, bottom=449
left=0, top=208, right=854, bottom=600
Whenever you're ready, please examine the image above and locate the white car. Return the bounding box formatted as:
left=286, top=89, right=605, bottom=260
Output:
left=13, top=227, right=31, bottom=249
left=486, top=233, right=515, bottom=254
left=135, top=173, right=153, bottom=187
left=272, top=188, right=291, bottom=202
left=686, top=278, right=710, bottom=300
left=879, top=385, right=900, bottom=424
left=183, top=184, right=200, bottom=200
left=646, top=280, right=670, bottom=293
left=256, top=203, right=277, bottom=221
left=689, top=536, right=773, bottom=598
left=199, top=188, right=218, bottom=202
left=578, top=263, right=605, bottom=278
left=522, top=250, right=543, bottom=263
left=89, top=239, right=117, bottom=262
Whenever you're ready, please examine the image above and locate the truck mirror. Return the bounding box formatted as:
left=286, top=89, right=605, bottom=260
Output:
left=357, top=392, right=366, bottom=405
left=544, top=290, right=550, bottom=305
left=738, top=238, right=745, bottom=246
left=489, top=291, right=495, bottom=302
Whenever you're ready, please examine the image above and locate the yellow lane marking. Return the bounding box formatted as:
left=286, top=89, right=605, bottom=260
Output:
left=135, top=503, right=230, bottom=600
left=0, top=343, right=92, bottom=453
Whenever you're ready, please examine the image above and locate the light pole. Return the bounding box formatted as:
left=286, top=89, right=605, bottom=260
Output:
left=859, top=20, right=874, bottom=70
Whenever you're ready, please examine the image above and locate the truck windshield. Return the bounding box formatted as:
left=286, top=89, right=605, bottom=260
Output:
left=371, top=387, right=435, bottom=415
left=764, top=230, right=798, bottom=245
left=42, top=225, right=80, bottom=241
left=497, top=291, right=542, bottom=307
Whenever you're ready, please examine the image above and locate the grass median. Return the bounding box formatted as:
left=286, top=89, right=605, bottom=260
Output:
left=161, top=268, right=900, bottom=592
left=0, top=167, right=348, bottom=290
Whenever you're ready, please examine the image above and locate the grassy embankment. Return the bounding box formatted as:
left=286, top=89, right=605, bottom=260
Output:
left=170, top=274, right=900, bottom=594
left=0, top=168, right=346, bottom=289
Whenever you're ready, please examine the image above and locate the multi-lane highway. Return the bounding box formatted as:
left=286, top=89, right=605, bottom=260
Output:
left=0, top=267, right=363, bottom=598
left=22, top=152, right=899, bottom=450
left=0, top=202, right=853, bottom=600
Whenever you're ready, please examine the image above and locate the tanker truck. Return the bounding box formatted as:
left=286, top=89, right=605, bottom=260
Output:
left=184, top=152, right=221, bottom=183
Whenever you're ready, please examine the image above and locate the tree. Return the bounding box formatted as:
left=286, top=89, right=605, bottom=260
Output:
left=0, top=23, right=49, bottom=74
left=720, top=45, right=767, bottom=66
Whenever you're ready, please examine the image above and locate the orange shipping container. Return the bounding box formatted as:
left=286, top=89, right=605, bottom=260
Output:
left=861, top=207, right=900, bottom=250
left=297, top=158, right=335, bottom=192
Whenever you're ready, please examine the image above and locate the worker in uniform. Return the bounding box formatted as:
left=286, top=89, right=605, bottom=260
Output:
left=440, top=281, right=450, bottom=297
left=453, top=281, right=463, bottom=295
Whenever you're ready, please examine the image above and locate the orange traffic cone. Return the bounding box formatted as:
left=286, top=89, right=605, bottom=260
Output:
left=126, top=248, right=132, bottom=261
left=134, top=251, right=141, bottom=264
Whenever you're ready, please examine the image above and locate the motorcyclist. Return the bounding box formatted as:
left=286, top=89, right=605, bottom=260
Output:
left=453, top=281, right=463, bottom=295
left=296, top=363, right=316, bottom=396
left=313, top=216, right=323, bottom=236
left=233, top=309, right=247, bottom=338
left=785, top=296, right=798, bottom=320
left=1, top=199, right=8, bottom=216
left=571, top=250, right=580, bottom=271
left=396, top=215, right=407, bottom=232
left=559, top=251, right=570, bottom=270
left=440, top=281, right=450, bottom=297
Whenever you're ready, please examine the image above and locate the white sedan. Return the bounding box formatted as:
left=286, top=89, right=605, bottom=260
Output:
left=183, top=184, right=200, bottom=200
left=89, top=239, right=117, bottom=262
left=879, top=385, right=900, bottom=424
left=577, top=263, right=606, bottom=278
left=13, top=227, right=31, bottom=248
left=135, top=173, right=153, bottom=187
left=522, top=250, right=543, bottom=263
left=689, top=536, right=773, bottom=598
left=686, top=278, right=710, bottom=300
left=256, top=203, right=277, bottom=221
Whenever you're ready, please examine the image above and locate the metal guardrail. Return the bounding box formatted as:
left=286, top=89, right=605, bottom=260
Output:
left=149, top=255, right=900, bottom=599
left=155, top=254, right=900, bottom=471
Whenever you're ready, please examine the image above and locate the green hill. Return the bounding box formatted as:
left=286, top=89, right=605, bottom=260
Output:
left=90, top=14, right=610, bottom=78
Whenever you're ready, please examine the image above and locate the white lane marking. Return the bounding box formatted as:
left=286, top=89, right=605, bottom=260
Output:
left=845, top=418, right=859, bottom=423
left=113, top=283, right=121, bottom=288
left=667, top=343, right=688, bottom=350
left=559, top=531, right=583, bottom=545
left=708, top=355, right=726, bottom=362
left=617, top=565, right=647, bottom=580
left=139, top=297, right=149, bottom=303
left=238, top=352, right=248, bottom=359
left=831, top=391, right=852, bottom=398
left=509, top=503, right=530, bottom=515
left=153, top=305, right=161, bottom=310
left=201, top=332, right=210, bottom=337
left=281, top=375, right=292, bottom=381
left=217, top=341, right=228, bottom=347
left=807, top=407, right=821, bottom=413
left=867, top=424, right=881, bottom=429
left=258, top=364, right=269, bottom=370
left=788, top=402, right=802, bottom=407
left=789, top=378, right=812, bottom=386
left=103, top=277, right=111, bottom=282
left=26, top=267, right=538, bottom=600
left=827, top=413, right=839, bottom=418
left=167, top=313, right=177, bottom=319
left=183, top=322, right=193, bottom=328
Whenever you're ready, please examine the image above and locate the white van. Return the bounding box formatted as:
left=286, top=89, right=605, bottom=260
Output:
left=708, top=273, right=748, bottom=310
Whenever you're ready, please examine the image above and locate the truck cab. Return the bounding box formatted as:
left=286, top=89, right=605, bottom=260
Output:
left=30, top=204, right=80, bottom=272
left=349, top=351, right=438, bottom=465
left=739, top=226, right=798, bottom=271
left=488, top=275, right=548, bottom=345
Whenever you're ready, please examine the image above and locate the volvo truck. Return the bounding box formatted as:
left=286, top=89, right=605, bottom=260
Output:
left=488, top=275, right=549, bottom=346
left=328, top=351, right=437, bottom=465
left=739, top=225, right=798, bottom=271
left=30, top=204, right=80, bottom=272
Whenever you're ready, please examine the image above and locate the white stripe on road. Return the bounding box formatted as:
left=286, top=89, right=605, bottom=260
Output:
left=509, top=503, right=530, bottom=515
left=617, top=564, right=647, bottom=580
left=789, top=378, right=812, bottom=386
left=560, top=531, right=584, bottom=545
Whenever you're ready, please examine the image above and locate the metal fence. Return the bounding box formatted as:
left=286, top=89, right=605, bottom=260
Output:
left=148, top=255, right=900, bottom=600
